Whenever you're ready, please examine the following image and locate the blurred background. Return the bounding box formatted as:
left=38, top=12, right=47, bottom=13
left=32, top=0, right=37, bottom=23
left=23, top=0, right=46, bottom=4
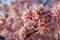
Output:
left=0, top=0, right=60, bottom=16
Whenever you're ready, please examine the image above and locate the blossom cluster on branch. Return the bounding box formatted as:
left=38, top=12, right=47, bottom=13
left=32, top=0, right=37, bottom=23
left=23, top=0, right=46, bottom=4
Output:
left=0, top=0, right=60, bottom=40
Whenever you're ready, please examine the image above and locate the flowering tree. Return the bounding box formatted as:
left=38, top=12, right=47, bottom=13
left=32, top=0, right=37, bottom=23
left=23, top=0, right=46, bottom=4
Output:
left=0, top=0, right=60, bottom=40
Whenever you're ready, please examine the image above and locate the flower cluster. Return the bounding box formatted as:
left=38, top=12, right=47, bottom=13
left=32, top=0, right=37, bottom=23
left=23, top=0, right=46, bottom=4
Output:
left=0, top=0, right=60, bottom=40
